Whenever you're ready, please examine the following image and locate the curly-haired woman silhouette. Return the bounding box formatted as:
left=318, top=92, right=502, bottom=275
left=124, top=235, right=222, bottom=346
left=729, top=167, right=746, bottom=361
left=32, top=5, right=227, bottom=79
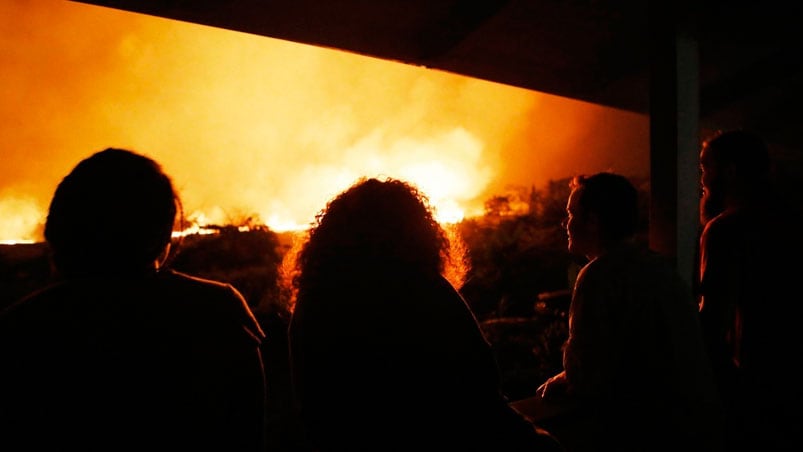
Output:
left=286, top=177, right=562, bottom=451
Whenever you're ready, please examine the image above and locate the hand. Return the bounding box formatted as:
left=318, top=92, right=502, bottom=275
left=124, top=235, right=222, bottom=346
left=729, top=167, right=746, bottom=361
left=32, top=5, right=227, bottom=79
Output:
left=536, top=371, right=567, bottom=400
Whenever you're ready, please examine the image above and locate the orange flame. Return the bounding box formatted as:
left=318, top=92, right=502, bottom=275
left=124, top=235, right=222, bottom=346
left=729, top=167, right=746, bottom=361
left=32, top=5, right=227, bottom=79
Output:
left=0, top=1, right=650, bottom=243
left=0, top=195, right=44, bottom=244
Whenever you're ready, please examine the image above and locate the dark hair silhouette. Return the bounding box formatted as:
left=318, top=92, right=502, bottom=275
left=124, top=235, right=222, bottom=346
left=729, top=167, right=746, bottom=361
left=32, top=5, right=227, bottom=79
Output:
left=570, top=172, right=638, bottom=242
left=291, top=177, right=460, bottom=300
left=699, top=129, right=773, bottom=224
left=701, top=129, right=770, bottom=184
left=44, top=148, right=181, bottom=277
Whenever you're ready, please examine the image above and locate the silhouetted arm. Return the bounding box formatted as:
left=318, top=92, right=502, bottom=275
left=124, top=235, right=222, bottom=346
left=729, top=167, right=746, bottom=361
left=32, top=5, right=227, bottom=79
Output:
left=698, top=217, right=742, bottom=375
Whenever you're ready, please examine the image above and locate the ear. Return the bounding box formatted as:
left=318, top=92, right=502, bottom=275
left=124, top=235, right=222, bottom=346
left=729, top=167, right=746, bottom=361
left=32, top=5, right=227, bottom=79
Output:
left=586, top=211, right=600, bottom=230
left=722, top=162, right=739, bottom=182
left=584, top=211, right=603, bottom=242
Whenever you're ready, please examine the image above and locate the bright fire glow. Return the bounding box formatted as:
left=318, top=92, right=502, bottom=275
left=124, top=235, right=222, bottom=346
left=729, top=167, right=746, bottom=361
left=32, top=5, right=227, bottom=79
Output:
left=0, top=195, right=43, bottom=244
left=0, top=1, right=650, bottom=242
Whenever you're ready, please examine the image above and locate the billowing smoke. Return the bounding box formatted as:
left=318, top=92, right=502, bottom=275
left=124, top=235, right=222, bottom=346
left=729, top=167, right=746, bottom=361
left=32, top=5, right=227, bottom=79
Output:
left=0, top=0, right=649, bottom=242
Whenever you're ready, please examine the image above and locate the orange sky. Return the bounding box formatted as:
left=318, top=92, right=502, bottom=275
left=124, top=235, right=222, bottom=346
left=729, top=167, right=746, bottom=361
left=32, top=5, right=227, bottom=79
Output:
left=0, top=0, right=649, bottom=242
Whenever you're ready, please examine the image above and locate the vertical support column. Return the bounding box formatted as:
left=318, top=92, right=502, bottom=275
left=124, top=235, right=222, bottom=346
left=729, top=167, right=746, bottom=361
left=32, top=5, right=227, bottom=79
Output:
left=649, top=6, right=700, bottom=286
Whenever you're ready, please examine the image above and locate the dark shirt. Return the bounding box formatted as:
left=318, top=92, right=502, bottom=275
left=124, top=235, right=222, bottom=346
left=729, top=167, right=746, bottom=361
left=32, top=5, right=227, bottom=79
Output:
left=289, top=271, right=556, bottom=451
left=564, top=243, right=722, bottom=450
left=0, top=269, right=267, bottom=452
left=699, top=204, right=803, bottom=449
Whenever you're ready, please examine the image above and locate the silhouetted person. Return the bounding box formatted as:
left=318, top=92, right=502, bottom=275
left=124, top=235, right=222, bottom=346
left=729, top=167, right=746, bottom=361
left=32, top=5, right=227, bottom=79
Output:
left=698, top=130, right=803, bottom=451
left=286, top=177, right=563, bottom=451
left=0, top=148, right=267, bottom=451
left=257, top=307, right=313, bottom=452
left=522, top=172, right=722, bottom=452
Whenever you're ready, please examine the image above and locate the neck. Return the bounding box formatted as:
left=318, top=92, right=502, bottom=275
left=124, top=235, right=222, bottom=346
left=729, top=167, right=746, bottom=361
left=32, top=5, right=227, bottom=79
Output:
left=587, top=237, right=635, bottom=260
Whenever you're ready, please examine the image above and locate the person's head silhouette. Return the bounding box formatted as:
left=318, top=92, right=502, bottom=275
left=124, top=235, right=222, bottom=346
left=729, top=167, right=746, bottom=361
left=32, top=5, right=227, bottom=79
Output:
left=699, top=129, right=770, bottom=224
left=45, top=148, right=180, bottom=277
left=300, top=177, right=446, bottom=273
left=565, top=172, right=639, bottom=259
